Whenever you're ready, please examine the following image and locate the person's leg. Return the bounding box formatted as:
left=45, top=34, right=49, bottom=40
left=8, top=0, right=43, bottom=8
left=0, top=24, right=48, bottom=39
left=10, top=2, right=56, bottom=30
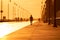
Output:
left=30, top=21, right=32, bottom=25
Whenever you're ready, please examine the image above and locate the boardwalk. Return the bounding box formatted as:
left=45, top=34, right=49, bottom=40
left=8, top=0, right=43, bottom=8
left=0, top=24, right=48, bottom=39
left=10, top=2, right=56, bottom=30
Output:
left=0, top=21, right=60, bottom=40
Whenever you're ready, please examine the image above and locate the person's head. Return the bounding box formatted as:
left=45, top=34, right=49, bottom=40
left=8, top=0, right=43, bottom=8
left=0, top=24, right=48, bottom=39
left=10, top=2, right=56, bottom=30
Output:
left=30, top=15, right=32, bottom=17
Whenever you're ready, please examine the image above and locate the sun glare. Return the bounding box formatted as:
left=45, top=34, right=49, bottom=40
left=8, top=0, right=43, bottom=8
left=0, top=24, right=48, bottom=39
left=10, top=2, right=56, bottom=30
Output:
left=0, top=23, right=12, bottom=38
left=0, top=21, right=36, bottom=38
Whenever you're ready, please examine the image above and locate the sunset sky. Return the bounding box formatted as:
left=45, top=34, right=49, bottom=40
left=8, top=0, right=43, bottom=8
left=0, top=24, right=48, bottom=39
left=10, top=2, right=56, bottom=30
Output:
left=0, top=0, right=46, bottom=19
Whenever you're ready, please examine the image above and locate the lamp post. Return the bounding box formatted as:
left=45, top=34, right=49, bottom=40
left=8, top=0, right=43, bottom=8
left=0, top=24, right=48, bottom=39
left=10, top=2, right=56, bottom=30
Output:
left=48, top=0, right=50, bottom=25
left=8, top=3, right=9, bottom=21
left=14, top=2, right=18, bottom=20
left=13, top=6, right=14, bottom=20
left=53, top=0, right=57, bottom=27
left=8, top=0, right=11, bottom=21
left=0, top=0, right=3, bottom=21
left=13, top=3, right=16, bottom=20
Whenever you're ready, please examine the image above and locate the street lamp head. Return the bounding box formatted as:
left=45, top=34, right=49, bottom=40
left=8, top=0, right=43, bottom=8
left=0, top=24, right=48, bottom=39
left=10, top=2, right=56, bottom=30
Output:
left=0, top=10, right=3, bottom=13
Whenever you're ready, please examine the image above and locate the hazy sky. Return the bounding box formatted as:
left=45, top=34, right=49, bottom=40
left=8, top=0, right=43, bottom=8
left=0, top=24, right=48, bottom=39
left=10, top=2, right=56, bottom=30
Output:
left=0, top=0, right=46, bottom=19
